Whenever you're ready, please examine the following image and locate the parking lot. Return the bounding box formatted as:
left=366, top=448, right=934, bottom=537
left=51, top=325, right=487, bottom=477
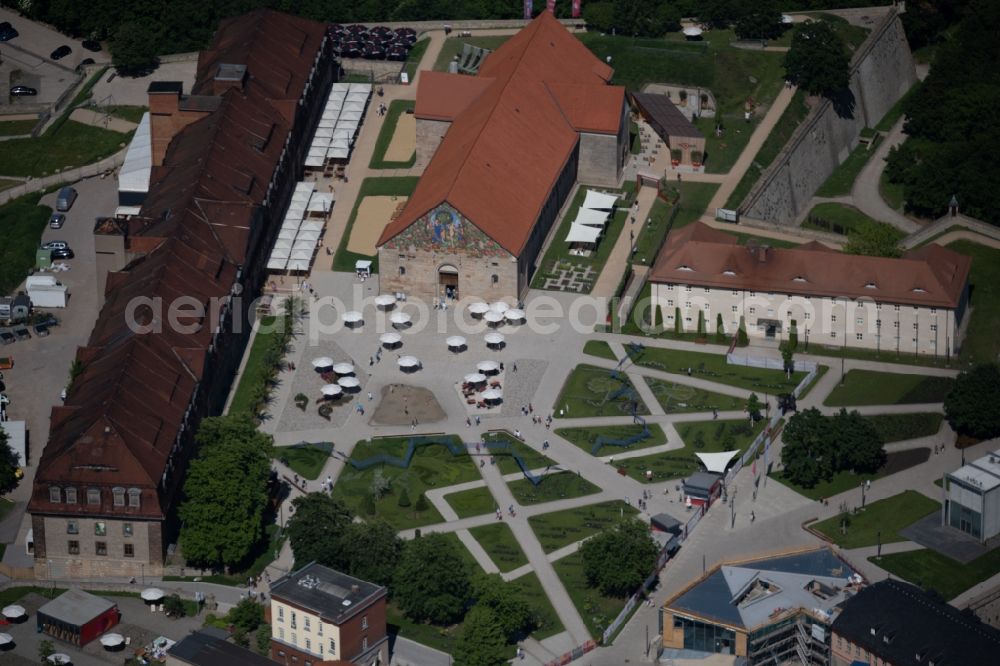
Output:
left=0, top=174, right=117, bottom=566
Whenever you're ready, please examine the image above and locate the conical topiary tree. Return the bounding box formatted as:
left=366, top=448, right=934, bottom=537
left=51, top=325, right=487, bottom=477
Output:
left=398, top=487, right=411, bottom=508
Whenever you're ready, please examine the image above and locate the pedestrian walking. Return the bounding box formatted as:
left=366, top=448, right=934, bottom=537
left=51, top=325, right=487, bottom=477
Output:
left=367, top=391, right=373, bottom=401
left=475, top=415, right=481, bottom=426
left=512, top=363, right=518, bottom=372
left=466, top=417, right=472, bottom=427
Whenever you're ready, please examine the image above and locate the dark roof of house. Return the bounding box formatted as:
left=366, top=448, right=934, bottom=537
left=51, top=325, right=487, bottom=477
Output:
left=683, top=471, right=721, bottom=493
left=631, top=92, right=703, bottom=140
left=831, top=579, right=1000, bottom=665
left=169, top=628, right=275, bottom=666
left=148, top=81, right=184, bottom=94
left=270, top=562, right=386, bottom=625
left=378, top=12, right=625, bottom=257
left=651, top=513, right=682, bottom=533
left=649, top=222, right=971, bottom=308
left=28, top=9, right=324, bottom=521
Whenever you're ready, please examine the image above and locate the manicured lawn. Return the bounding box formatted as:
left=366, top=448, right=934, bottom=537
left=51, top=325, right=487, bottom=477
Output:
left=772, top=13, right=870, bottom=51
left=725, top=89, right=810, bottom=210
left=0, top=119, right=36, bottom=136
left=0, top=120, right=129, bottom=177
left=555, top=423, right=667, bottom=456
left=803, top=203, right=905, bottom=250
left=553, top=364, right=650, bottom=418
left=865, top=413, right=943, bottom=443
left=402, top=37, right=430, bottom=81
left=823, top=370, right=954, bottom=406
left=277, top=443, right=332, bottom=480
left=530, top=182, right=635, bottom=293
left=772, top=447, right=931, bottom=501
left=617, top=417, right=766, bottom=484
left=507, top=571, right=565, bottom=640
left=949, top=241, right=1000, bottom=366
left=468, top=523, right=528, bottom=572
left=529, top=500, right=637, bottom=553
left=101, top=105, right=147, bottom=124
left=508, top=472, right=601, bottom=506
left=871, top=546, right=1000, bottom=601
left=633, top=182, right=719, bottom=268
left=553, top=550, right=628, bottom=640
left=583, top=340, right=617, bottom=361
left=446, top=485, right=496, bottom=519
left=880, top=170, right=906, bottom=211
left=433, top=35, right=511, bottom=71
left=227, top=316, right=278, bottom=417
left=644, top=377, right=745, bottom=414
left=634, top=346, right=806, bottom=393
left=813, top=490, right=939, bottom=549
left=333, top=435, right=478, bottom=529
left=0, top=178, right=20, bottom=192
left=331, top=176, right=419, bottom=272
left=0, top=587, right=67, bottom=607
left=0, top=498, right=13, bottom=521
left=0, top=191, right=51, bottom=294
left=482, top=430, right=555, bottom=475
left=369, top=99, right=415, bottom=169
left=815, top=134, right=882, bottom=197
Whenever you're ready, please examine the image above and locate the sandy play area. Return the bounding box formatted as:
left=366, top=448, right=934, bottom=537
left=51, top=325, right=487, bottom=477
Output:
left=346, top=195, right=409, bottom=256
left=371, top=384, right=445, bottom=426
left=384, top=111, right=416, bottom=162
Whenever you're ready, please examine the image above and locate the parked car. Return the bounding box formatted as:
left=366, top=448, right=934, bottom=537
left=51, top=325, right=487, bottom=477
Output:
left=9, top=86, right=37, bottom=96
left=13, top=327, right=29, bottom=341
left=49, top=213, right=66, bottom=229
left=0, top=22, right=17, bottom=41
left=50, top=247, right=75, bottom=260
left=82, top=39, right=101, bottom=52
left=0, top=331, right=13, bottom=345
left=51, top=45, right=72, bottom=60
left=41, top=241, right=69, bottom=251
left=56, top=186, right=77, bottom=211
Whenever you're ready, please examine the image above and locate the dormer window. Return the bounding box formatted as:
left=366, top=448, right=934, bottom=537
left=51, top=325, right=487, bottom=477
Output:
left=128, top=488, right=141, bottom=508
left=113, top=487, right=125, bottom=507
left=792, top=276, right=807, bottom=283
left=677, top=265, right=694, bottom=272
left=87, top=488, right=101, bottom=505
left=912, top=287, right=926, bottom=293
left=865, top=282, right=877, bottom=289
left=49, top=486, right=61, bottom=503
left=723, top=270, right=736, bottom=277
left=65, top=487, right=77, bottom=504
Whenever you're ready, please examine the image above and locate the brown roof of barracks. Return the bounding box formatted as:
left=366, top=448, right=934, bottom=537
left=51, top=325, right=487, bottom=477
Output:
left=29, top=9, right=323, bottom=520
left=378, top=12, right=625, bottom=256
left=414, top=71, right=495, bottom=122
left=194, top=9, right=326, bottom=107
left=649, top=223, right=971, bottom=308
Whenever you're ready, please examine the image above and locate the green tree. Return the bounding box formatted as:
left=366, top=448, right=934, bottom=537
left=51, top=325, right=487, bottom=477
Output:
left=783, top=21, right=850, bottom=97
left=780, top=342, right=795, bottom=377
left=843, top=221, right=903, bottom=258
left=397, top=487, right=411, bottom=507
left=715, top=313, right=726, bottom=342
left=454, top=605, right=507, bottom=666
left=583, top=1, right=616, bottom=32
left=945, top=364, right=1000, bottom=440
left=0, top=426, right=21, bottom=495
left=832, top=409, right=886, bottom=474
left=38, top=639, right=55, bottom=662
left=339, top=520, right=403, bottom=588
left=472, top=574, right=535, bottom=641
left=178, top=417, right=273, bottom=569
left=393, top=533, right=471, bottom=625
left=255, top=623, right=272, bottom=654
left=229, top=598, right=264, bottom=633
left=746, top=393, right=762, bottom=423
left=734, top=3, right=783, bottom=41
left=110, top=21, right=160, bottom=76
left=615, top=0, right=662, bottom=37
left=780, top=408, right=832, bottom=488
left=697, top=310, right=706, bottom=335
left=162, top=594, right=186, bottom=618
left=737, top=316, right=749, bottom=346
left=674, top=307, right=682, bottom=334
left=362, top=493, right=377, bottom=516
left=414, top=492, right=429, bottom=513
left=581, top=518, right=659, bottom=597
left=286, top=493, right=354, bottom=568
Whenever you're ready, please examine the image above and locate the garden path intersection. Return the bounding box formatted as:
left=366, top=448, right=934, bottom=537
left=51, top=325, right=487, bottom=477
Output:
left=236, top=270, right=967, bottom=665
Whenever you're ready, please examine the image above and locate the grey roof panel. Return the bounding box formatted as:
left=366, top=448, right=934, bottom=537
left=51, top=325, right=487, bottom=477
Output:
left=37, top=589, right=117, bottom=628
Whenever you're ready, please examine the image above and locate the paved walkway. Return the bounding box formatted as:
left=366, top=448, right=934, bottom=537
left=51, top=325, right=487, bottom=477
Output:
left=848, top=115, right=921, bottom=233
left=591, top=186, right=658, bottom=299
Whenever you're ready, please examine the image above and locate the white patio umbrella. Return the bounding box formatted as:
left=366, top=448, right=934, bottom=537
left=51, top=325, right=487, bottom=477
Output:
left=682, top=26, right=703, bottom=37
left=379, top=331, right=402, bottom=347
left=100, top=633, right=125, bottom=648
left=374, top=294, right=396, bottom=309
left=321, top=384, right=343, bottom=397
left=483, top=311, right=504, bottom=326
left=446, top=336, right=467, bottom=350
left=343, top=311, right=363, bottom=325
left=477, top=360, right=500, bottom=374
left=390, top=311, right=412, bottom=327
left=312, top=356, right=334, bottom=370
left=0, top=633, right=12, bottom=646
left=781, top=13, right=794, bottom=24
left=140, top=588, right=164, bottom=602
left=484, top=332, right=505, bottom=348
left=47, top=654, right=71, bottom=665
left=333, top=362, right=355, bottom=375
left=489, top=301, right=509, bottom=313
left=464, top=372, right=487, bottom=384
left=504, top=308, right=525, bottom=322
left=468, top=302, right=490, bottom=316
left=338, top=376, right=360, bottom=388
left=1, top=604, right=25, bottom=619
left=482, top=389, right=503, bottom=402
left=398, top=355, right=420, bottom=367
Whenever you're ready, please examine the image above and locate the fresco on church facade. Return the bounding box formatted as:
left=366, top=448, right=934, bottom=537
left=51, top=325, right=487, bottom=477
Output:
left=382, top=204, right=507, bottom=258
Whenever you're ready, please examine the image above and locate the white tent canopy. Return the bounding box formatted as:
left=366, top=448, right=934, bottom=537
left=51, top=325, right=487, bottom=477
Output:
left=695, top=450, right=741, bottom=474
left=484, top=332, right=505, bottom=346
left=468, top=302, right=490, bottom=315
left=565, top=223, right=602, bottom=244
left=139, top=588, right=164, bottom=602
left=333, top=362, right=355, bottom=375
left=504, top=308, right=525, bottom=322
left=321, top=384, right=343, bottom=397
left=390, top=311, right=412, bottom=326
left=375, top=294, right=396, bottom=307
left=343, top=311, right=363, bottom=323
left=574, top=207, right=610, bottom=227
left=100, top=634, right=125, bottom=648
left=398, top=355, right=420, bottom=368
left=682, top=26, right=704, bottom=37
left=338, top=376, right=360, bottom=388
left=489, top=301, right=509, bottom=313
left=1, top=604, right=25, bottom=618
left=379, top=331, right=402, bottom=345
left=582, top=189, right=618, bottom=211
left=477, top=360, right=500, bottom=373
left=0, top=633, right=13, bottom=646
left=483, top=311, right=504, bottom=324
left=482, top=389, right=503, bottom=401
left=312, top=357, right=334, bottom=369
left=464, top=372, right=487, bottom=383
left=446, top=335, right=467, bottom=348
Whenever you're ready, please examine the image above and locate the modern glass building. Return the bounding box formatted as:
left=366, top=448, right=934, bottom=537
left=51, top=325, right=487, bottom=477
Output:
left=944, top=449, right=1000, bottom=542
